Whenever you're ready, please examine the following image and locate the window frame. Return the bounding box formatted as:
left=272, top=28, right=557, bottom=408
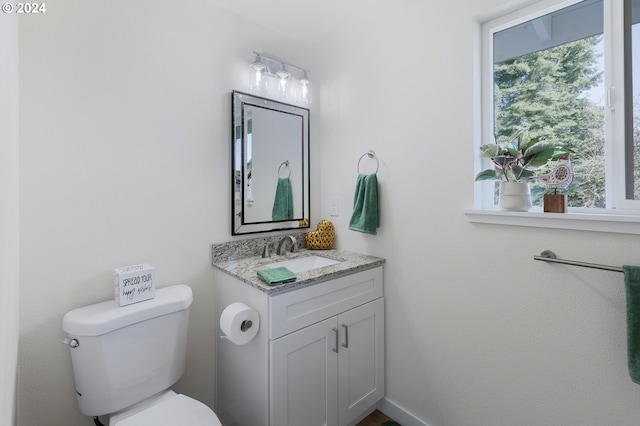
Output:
left=468, top=0, right=640, bottom=234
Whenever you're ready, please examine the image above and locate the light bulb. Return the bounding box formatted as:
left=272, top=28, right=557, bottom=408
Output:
left=276, top=63, right=290, bottom=100
left=250, top=55, right=267, bottom=92
left=299, top=71, right=311, bottom=105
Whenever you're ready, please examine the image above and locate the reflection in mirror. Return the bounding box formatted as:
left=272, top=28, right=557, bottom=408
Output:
left=232, top=91, right=310, bottom=235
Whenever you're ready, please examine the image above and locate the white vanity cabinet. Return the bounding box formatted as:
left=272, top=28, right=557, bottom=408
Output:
left=270, top=297, right=384, bottom=426
left=215, top=265, right=384, bottom=426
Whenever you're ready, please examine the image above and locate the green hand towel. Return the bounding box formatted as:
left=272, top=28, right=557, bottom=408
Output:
left=257, top=267, right=296, bottom=286
left=272, top=178, right=294, bottom=221
left=623, top=265, right=640, bottom=384
left=349, top=173, right=379, bottom=235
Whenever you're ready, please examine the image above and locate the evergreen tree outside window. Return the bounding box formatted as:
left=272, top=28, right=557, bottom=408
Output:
left=478, top=0, right=640, bottom=212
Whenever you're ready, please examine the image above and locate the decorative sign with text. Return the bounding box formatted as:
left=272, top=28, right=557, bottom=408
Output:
left=113, top=263, right=155, bottom=306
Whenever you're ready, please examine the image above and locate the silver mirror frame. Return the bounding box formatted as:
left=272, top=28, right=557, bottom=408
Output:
left=231, top=91, right=310, bottom=235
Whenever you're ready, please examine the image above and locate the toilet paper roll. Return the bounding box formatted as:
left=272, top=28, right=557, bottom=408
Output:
left=219, top=302, right=260, bottom=345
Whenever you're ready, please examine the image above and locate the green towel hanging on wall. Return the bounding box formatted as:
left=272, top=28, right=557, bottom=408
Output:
left=623, top=265, right=640, bottom=384
left=272, top=178, right=293, bottom=221
left=349, top=173, right=379, bottom=235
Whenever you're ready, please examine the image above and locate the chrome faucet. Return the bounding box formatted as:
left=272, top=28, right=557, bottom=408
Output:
left=277, top=235, right=298, bottom=255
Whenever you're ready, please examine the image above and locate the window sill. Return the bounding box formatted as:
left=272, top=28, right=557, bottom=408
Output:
left=464, top=208, right=640, bottom=234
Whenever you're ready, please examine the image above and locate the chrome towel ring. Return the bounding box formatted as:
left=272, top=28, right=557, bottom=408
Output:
left=357, top=150, right=379, bottom=174
left=278, top=161, right=291, bottom=179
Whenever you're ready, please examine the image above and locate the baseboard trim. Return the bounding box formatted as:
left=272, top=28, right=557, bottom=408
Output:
left=376, top=398, right=430, bottom=426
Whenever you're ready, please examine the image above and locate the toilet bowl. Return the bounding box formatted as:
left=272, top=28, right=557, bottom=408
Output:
left=63, top=285, right=221, bottom=425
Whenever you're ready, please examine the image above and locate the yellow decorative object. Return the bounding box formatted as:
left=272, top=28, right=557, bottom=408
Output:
left=305, top=220, right=335, bottom=250
left=299, top=218, right=309, bottom=228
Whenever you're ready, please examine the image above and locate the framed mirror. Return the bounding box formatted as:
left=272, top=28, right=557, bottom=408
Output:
left=232, top=91, right=310, bottom=235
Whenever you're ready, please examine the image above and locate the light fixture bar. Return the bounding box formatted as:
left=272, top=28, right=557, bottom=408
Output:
left=252, top=51, right=310, bottom=76
left=249, top=51, right=312, bottom=104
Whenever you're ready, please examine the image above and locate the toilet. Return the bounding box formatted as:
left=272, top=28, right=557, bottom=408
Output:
left=62, top=284, right=221, bottom=425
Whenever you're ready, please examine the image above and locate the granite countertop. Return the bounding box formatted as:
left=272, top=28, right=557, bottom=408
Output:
left=213, top=249, right=385, bottom=294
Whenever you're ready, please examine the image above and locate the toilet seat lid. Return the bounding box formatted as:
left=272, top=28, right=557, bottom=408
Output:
left=112, top=394, right=221, bottom=426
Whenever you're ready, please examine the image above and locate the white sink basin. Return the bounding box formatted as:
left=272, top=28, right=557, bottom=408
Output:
left=264, top=255, right=341, bottom=273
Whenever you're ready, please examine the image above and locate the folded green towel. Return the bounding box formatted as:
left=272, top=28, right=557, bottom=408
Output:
left=349, top=173, right=379, bottom=235
left=623, top=265, right=640, bottom=384
left=257, top=267, right=296, bottom=286
left=272, top=178, right=294, bottom=221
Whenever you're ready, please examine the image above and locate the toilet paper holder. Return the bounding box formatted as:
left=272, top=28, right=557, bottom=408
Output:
left=240, top=320, right=253, bottom=332
left=220, top=319, right=252, bottom=338
left=219, top=302, right=260, bottom=344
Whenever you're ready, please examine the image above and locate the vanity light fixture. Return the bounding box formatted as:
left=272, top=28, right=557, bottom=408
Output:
left=299, top=71, right=311, bottom=105
left=275, top=63, right=291, bottom=100
left=250, top=54, right=268, bottom=92
left=248, top=51, right=311, bottom=105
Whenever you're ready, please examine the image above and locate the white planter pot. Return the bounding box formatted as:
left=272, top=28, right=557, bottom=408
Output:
left=499, top=182, right=532, bottom=211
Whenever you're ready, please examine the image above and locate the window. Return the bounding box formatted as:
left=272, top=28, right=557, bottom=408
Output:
left=477, top=0, right=640, bottom=215
left=627, top=0, right=640, bottom=200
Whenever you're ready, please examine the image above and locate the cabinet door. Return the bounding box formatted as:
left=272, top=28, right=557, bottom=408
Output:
left=270, top=317, right=339, bottom=426
left=338, top=298, right=385, bottom=426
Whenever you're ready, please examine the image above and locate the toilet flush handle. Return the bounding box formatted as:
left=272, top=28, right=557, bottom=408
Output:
left=63, top=337, right=79, bottom=348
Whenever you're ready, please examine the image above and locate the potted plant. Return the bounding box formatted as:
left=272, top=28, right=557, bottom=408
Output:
left=475, top=128, right=570, bottom=211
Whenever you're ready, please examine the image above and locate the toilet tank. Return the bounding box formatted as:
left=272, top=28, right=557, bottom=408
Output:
left=62, top=284, right=193, bottom=417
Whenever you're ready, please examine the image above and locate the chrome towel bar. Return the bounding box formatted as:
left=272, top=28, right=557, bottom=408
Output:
left=534, top=250, right=623, bottom=273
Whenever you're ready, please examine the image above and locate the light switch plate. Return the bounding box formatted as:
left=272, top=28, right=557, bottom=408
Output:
left=330, top=197, right=339, bottom=216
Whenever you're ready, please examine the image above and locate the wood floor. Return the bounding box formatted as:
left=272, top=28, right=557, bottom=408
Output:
left=356, top=409, right=395, bottom=426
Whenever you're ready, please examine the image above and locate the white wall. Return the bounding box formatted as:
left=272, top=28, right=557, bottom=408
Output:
left=1, top=12, right=19, bottom=426
left=316, top=1, right=640, bottom=425
left=16, top=0, right=640, bottom=426
left=16, top=1, right=310, bottom=425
